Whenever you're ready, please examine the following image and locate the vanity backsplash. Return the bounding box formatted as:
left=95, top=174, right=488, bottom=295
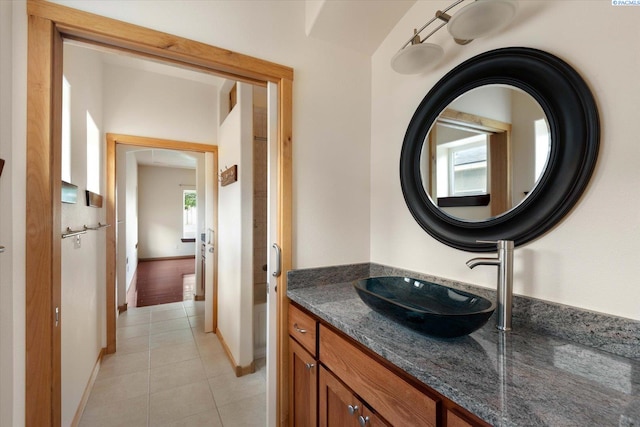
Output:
left=287, top=262, right=640, bottom=361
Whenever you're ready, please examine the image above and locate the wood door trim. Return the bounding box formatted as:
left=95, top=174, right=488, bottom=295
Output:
left=26, top=1, right=293, bottom=425
left=26, top=14, right=63, bottom=427
left=26, top=0, right=293, bottom=84
left=106, top=134, right=218, bottom=354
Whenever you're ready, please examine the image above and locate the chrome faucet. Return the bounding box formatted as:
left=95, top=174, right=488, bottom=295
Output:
left=466, top=240, right=514, bottom=332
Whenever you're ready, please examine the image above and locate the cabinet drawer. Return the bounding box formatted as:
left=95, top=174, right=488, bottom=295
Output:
left=446, top=409, right=474, bottom=427
left=320, top=325, right=438, bottom=427
left=289, top=304, right=317, bottom=356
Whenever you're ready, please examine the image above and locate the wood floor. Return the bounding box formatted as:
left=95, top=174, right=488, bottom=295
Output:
left=136, top=258, right=196, bottom=307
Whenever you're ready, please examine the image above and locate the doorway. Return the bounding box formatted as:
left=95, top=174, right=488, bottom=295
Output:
left=108, top=135, right=218, bottom=336
left=25, top=2, right=293, bottom=426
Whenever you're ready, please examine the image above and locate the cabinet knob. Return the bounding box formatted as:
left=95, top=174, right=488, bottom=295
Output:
left=305, top=362, right=315, bottom=370
left=293, top=323, right=307, bottom=334
left=347, top=405, right=359, bottom=415
left=358, top=415, right=370, bottom=426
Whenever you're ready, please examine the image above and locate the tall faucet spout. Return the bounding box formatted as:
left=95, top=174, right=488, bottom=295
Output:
left=466, top=240, right=514, bottom=332
left=466, top=257, right=500, bottom=269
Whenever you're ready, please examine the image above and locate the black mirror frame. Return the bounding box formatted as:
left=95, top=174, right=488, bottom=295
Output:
left=400, top=47, right=599, bottom=252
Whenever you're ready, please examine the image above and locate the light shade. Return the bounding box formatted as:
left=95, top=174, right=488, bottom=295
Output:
left=447, top=0, right=518, bottom=41
left=390, top=43, right=444, bottom=75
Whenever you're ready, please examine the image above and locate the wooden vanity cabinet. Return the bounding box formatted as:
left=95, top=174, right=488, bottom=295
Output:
left=288, top=302, right=491, bottom=427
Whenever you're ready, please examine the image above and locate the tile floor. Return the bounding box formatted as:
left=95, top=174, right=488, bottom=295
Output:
left=79, top=300, right=266, bottom=426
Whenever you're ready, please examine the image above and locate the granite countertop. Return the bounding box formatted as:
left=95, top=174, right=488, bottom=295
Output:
left=287, top=264, right=640, bottom=427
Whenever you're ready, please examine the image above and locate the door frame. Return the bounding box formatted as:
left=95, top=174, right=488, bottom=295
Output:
left=106, top=134, right=219, bottom=342
left=25, top=1, right=293, bottom=426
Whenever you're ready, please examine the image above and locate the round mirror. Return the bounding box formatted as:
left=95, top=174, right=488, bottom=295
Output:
left=400, top=47, right=599, bottom=252
left=419, top=85, right=550, bottom=222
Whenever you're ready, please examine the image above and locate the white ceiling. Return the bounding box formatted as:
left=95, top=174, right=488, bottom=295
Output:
left=134, top=149, right=199, bottom=169
left=305, top=0, right=416, bottom=55
left=100, top=50, right=226, bottom=88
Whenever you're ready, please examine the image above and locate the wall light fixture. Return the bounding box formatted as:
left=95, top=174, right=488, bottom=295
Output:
left=391, top=0, right=518, bottom=74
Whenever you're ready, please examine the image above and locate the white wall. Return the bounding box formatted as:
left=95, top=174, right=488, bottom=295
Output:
left=60, top=44, right=106, bottom=427
left=137, top=165, right=197, bottom=259
left=51, top=0, right=373, bottom=269
left=103, top=63, right=218, bottom=144
left=217, top=83, right=254, bottom=367
left=371, top=1, right=640, bottom=321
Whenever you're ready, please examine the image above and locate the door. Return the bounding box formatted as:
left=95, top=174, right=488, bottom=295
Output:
left=290, top=338, right=318, bottom=427
left=319, top=366, right=388, bottom=427
left=266, top=81, right=279, bottom=426
left=319, top=366, right=359, bottom=427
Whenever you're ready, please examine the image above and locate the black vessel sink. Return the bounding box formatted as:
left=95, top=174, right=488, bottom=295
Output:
left=353, top=277, right=495, bottom=338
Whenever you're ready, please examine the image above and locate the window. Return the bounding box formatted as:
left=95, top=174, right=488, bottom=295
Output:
left=86, top=111, right=100, bottom=193
left=450, top=140, right=487, bottom=196
left=437, top=134, right=488, bottom=198
left=182, top=190, right=197, bottom=239
left=61, top=76, right=71, bottom=183
left=534, top=118, right=550, bottom=182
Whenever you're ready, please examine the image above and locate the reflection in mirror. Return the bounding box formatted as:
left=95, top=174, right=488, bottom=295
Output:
left=420, top=85, right=550, bottom=222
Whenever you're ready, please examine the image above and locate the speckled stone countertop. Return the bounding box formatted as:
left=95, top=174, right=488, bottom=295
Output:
left=287, top=263, right=640, bottom=427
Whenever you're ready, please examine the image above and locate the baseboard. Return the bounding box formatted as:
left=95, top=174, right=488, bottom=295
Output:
left=215, top=327, right=256, bottom=377
left=117, top=303, right=128, bottom=314
left=71, top=347, right=106, bottom=427
left=139, top=255, right=196, bottom=262
left=194, top=295, right=205, bottom=301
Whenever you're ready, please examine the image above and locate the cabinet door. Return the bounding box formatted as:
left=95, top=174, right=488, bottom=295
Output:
left=319, top=366, right=360, bottom=427
left=358, top=407, right=389, bottom=427
left=290, top=338, right=318, bottom=427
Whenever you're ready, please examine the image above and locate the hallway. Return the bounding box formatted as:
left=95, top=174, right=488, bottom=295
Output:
left=79, top=300, right=266, bottom=426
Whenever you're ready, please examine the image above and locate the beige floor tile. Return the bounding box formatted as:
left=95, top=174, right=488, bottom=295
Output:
left=150, top=341, right=199, bottom=368
left=87, top=370, right=149, bottom=407
left=217, top=392, right=266, bottom=427
left=116, top=323, right=150, bottom=340
left=116, top=335, right=150, bottom=356
left=188, top=314, right=204, bottom=329
left=149, top=357, right=206, bottom=394
left=151, top=307, right=187, bottom=323
left=81, top=302, right=275, bottom=427
left=125, top=305, right=153, bottom=314
left=150, top=316, right=191, bottom=335
left=150, top=328, right=195, bottom=349
left=98, top=350, right=149, bottom=379
left=185, top=305, right=199, bottom=317
left=255, top=357, right=267, bottom=380
left=197, top=336, right=225, bottom=356
left=149, top=381, right=216, bottom=425
left=79, top=394, right=148, bottom=427
left=200, top=351, right=234, bottom=379
left=152, top=301, right=185, bottom=312
left=116, top=311, right=150, bottom=328
left=208, top=370, right=266, bottom=407
left=156, top=408, right=223, bottom=427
